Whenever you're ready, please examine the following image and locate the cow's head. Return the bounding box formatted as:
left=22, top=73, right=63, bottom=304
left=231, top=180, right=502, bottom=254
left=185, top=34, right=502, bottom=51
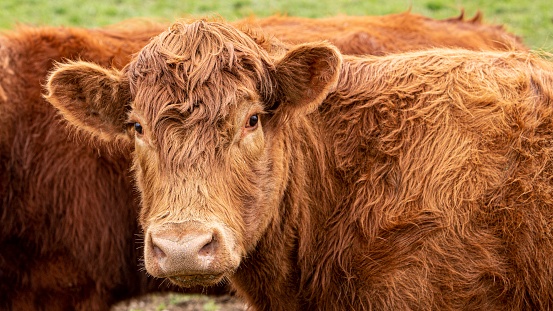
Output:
left=46, top=20, right=341, bottom=287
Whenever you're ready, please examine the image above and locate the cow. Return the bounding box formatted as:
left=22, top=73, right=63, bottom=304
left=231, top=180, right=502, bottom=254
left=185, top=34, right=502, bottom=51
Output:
left=46, top=20, right=553, bottom=310
left=240, top=11, right=526, bottom=55
left=2, top=13, right=525, bottom=311
left=0, top=22, right=177, bottom=311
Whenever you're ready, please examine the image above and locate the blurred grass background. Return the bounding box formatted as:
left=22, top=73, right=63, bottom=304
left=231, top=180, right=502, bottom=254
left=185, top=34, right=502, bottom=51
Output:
left=0, top=0, right=552, bottom=50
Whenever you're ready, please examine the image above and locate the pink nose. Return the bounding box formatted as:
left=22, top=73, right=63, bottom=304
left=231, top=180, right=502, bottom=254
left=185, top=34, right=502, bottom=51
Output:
left=145, top=222, right=219, bottom=278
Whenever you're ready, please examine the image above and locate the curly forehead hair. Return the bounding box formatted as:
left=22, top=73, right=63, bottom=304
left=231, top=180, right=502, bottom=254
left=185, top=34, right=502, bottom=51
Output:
left=125, top=20, right=280, bottom=172
left=126, top=20, right=277, bottom=126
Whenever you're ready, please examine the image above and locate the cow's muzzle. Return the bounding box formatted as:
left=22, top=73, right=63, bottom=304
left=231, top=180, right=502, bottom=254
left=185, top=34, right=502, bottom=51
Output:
left=144, top=220, right=238, bottom=287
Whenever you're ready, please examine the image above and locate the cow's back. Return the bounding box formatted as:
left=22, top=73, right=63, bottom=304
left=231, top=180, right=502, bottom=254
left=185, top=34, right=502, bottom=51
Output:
left=239, top=12, right=525, bottom=55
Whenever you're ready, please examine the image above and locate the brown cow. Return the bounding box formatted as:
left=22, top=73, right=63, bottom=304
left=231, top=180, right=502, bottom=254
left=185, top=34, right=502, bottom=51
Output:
left=241, top=11, right=526, bottom=55
left=2, top=13, right=524, bottom=311
left=0, top=22, right=173, bottom=311
left=47, top=20, right=553, bottom=310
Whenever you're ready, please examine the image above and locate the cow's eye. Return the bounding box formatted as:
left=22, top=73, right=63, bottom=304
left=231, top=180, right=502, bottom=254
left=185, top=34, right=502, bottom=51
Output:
left=246, top=114, right=258, bottom=129
left=134, top=122, right=143, bottom=135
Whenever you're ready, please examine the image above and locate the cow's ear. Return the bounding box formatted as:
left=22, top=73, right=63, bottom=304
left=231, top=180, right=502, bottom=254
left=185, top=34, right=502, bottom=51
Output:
left=273, top=42, right=342, bottom=115
left=45, top=61, right=132, bottom=144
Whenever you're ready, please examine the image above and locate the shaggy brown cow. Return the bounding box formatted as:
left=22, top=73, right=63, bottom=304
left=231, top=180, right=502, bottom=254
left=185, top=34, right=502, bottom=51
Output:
left=47, top=21, right=553, bottom=310
left=0, top=23, right=163, bottom=311
left=241, top=11, right=526, bottom=55
left=2, top=13, right=524, bottom=311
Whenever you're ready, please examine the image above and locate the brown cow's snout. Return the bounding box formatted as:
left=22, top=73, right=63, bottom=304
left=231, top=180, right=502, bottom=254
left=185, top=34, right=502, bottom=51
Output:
left=144, top=221, right=237, bottom=286
left=151, top=230, right=217, bottom=272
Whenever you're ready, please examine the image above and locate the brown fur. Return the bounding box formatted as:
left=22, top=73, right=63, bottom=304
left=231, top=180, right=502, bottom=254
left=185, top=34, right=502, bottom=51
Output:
left=46, top=20, right=553, bottom=310
left=240, top=11, right=526, bottom=55
left=5, top=12, right=525, bottom=311
left=0, top=23, right=165, bottom=311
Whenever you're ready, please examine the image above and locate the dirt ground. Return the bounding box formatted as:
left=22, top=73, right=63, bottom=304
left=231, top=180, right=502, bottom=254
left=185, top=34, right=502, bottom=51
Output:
left=112, top=293, right=247, bottom=311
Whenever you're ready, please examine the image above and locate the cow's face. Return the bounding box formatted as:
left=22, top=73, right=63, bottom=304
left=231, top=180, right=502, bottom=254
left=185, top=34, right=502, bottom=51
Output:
left=46, top=20, right=341, bottom=287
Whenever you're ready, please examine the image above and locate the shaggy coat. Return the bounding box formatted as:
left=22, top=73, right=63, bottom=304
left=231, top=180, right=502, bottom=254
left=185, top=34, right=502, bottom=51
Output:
left=3, top=13, right=524, bottom=311
left=241, top=11, right=526, bottom=55
left=46, top=21, right=553, bottom=310
left=0, top=23, right=162, bottom=311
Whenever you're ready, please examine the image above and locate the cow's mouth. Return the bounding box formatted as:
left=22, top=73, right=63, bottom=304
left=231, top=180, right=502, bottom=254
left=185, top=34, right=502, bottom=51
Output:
left=168, top=273, right=226, bottom=287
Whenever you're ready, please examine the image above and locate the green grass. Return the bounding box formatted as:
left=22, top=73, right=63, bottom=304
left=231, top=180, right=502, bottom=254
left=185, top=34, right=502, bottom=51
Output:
left=0, top=0, right=552, bottom=50
left=202, top=300, right=219, bottom=311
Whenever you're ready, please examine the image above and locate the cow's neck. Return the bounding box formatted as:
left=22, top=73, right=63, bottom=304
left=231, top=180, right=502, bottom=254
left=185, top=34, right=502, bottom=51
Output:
left=231, top=57, right=384, bottom=309
left=231, top=111, right=340, bottom=310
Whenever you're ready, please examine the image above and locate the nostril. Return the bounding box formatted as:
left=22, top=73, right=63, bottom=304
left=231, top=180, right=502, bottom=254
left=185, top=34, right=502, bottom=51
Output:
left=198, top=235, right=217, bottom=257
left=152, top=244, right=166, bottom=260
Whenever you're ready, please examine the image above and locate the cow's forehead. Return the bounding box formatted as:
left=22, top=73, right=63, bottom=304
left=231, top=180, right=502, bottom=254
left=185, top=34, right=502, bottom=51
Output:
left=126, top=20, right=275, bottom=126
left=125, top=21, right=279, bottom=171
